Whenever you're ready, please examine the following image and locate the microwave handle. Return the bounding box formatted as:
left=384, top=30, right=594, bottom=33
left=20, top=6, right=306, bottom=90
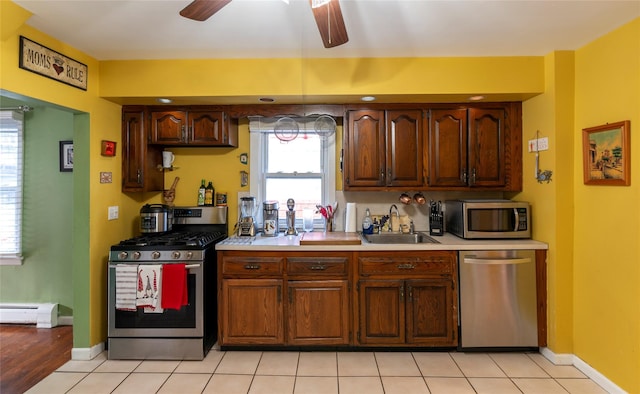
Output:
left=513, top=208, right=520, bottom=231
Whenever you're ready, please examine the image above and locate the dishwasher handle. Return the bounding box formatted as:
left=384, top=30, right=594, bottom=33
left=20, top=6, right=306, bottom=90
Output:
left=463, top=256, right=532, bottom=265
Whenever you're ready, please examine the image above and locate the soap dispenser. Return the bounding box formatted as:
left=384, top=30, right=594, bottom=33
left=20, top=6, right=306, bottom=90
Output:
left=362, top=208, right=373, bottom=235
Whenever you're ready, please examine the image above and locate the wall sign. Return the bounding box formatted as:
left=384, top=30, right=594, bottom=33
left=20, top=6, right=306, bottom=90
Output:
left=19, top=36, right=88, bottom=91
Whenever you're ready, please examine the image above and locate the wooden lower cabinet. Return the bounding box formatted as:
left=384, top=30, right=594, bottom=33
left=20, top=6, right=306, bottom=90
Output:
left=358, top=279, right=455, bottom=345
left=287, top=280, right=350, bottom=345
left=218, top=251, right=351, bottom=347
left=357, top=251, right=458, bottom=347
left=221, top=279, right=284, bottom=345
left=218, top=250, right=458, bottom=348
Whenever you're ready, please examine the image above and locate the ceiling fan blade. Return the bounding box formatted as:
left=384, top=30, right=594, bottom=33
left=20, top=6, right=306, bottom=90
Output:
left=180, top=0, right=232, bottom=21
left=310, top=0, right=349, bottom=48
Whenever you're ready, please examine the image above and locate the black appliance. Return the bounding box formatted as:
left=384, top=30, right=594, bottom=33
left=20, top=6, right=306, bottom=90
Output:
left=107, top=206, right=227, bottom=360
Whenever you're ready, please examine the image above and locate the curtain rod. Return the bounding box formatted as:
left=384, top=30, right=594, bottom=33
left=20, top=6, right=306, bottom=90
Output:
left=0, top=105, right=33, bottom=112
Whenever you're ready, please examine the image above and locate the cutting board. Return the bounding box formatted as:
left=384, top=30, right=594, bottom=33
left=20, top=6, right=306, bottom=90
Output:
left=299, top=232, right=362, bottom=245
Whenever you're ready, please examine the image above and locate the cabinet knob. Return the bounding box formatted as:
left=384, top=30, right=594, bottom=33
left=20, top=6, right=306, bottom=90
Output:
left=461, top=169, right=468, bottom=184
left=243, top=264, right=261, bottom=270
left=310, top=264, right=327, bottom=270
left=471, top=168, right=477, bottom=185
left=397, top=263, right=415, bottom=270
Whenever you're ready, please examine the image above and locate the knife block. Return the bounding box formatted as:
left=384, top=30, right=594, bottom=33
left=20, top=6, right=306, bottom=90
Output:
left=429, top=212, right=444, bottom=236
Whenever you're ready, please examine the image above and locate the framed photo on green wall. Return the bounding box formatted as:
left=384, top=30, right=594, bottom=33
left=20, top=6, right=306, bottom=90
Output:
left=59, top=140, right=73, bottom=172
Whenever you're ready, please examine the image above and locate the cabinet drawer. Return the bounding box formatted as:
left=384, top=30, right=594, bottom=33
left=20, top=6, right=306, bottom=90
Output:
left=359, top=254, right=454, bottom=276
left=287, top=257, right=348, bottom=276
left=222, top=257, right=284, bottom=276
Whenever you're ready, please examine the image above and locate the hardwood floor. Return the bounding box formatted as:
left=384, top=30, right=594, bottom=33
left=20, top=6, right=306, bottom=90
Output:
left=0, top=324, right=73, bottom=394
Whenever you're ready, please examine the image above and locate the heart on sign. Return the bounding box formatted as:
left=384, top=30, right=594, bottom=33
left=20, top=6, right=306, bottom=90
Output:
left=53, top=64, right=64, bottom=75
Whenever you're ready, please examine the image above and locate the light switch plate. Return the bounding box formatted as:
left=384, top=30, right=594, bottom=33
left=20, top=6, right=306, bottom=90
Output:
left=108, top=206, right=119, bottom=220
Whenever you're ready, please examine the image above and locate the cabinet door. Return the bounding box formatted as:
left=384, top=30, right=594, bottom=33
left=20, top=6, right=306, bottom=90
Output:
left=150, top=111, right=186, bottom=144
left=386, top=110, right=424, bottom=187
left=122, top=110, right=163, bottom=192
left=428, top=109, right=468, bottom=187
left=406, top=279, right=457, bottom=346
left=287, top=280, right=350, bottom=345
left=358, top=280, right=405, bottom=345
left=345, top=110, right=386, bottom=188
left=188, top=111, right=224, bottom=145
left=221, top=279, right=284, bottom=345
left=468, top=108, right=505, bottom=187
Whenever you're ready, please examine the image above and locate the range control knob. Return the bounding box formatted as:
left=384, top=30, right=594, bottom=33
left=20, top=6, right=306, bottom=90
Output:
left=133, top=251, right=141, bottom=260
left=172, top=251, right=181, bottom=260
left=186, top=251, right=194, bottom=259
left=151, top=251, right=161, bottom=260
left=118, top=251, right=128, bottom=260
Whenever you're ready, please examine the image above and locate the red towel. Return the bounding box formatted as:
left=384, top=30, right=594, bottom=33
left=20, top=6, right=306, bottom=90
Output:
left=161, top=263, right=188, bottom=310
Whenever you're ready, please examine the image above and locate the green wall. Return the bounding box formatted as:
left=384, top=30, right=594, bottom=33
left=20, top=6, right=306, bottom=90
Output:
left=0, top=104, right=74, bottom=316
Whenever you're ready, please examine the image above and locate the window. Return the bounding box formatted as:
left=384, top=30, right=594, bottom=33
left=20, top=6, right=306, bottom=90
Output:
left=250, top=117, right=336, bottom=230
left=0, top=110, right=24, bottom=265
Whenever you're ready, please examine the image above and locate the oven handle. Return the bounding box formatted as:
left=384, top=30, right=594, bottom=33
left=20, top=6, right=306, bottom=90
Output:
left=108, top=263, right=201, bottom=269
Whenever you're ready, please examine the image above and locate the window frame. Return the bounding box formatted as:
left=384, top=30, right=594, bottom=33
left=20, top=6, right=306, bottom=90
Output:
left=0, top=110, right=25, bottom=265
left=249, top=122, right=336, bottom=231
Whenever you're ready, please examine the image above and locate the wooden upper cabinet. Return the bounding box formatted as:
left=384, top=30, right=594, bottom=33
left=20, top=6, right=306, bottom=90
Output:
left=122, top=109, right=163, bottom=192
left=344, top=109, right=423, bottom=190
left=428, top=108, right=468, bottom=187
left=345, top=110, right=386, bottom=188
left=149, top=109, right=238, bottom=147
left=386, top=110, right=424, bottom=187
left=468, top=108, right=505, bottom=187
left=428, top=104, right=519, bottom=190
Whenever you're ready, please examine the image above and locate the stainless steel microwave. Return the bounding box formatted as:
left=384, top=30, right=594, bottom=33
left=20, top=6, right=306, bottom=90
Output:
left=445, top=199, right=531, bottom=239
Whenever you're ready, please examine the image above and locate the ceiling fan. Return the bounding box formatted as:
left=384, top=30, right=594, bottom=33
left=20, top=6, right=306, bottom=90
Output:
left=179, top=0, right=349, bottom=48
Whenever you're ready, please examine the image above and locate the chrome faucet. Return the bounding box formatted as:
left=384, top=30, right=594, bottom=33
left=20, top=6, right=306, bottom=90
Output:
left=389, top=204, right=399, bottom=232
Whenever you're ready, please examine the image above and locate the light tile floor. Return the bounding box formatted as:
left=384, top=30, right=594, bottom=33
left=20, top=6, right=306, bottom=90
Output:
left=27, top=350, right=609, bottom=394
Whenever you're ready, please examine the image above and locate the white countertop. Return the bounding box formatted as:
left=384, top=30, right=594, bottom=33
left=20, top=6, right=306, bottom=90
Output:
left=215, top=232, right=548, bottom=252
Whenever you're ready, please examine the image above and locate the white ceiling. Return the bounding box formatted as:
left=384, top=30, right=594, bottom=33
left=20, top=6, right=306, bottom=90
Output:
left=13, top=0, right=640, bottom=61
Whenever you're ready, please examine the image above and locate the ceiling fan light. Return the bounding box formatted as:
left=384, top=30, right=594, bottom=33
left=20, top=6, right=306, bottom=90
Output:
left=311, top=0, right=331, bottom=8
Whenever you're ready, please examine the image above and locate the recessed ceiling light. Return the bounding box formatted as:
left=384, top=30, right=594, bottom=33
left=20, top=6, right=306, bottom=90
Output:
left=259, top=97, right=275, bottom=102
left=157, top=98, right=172, bottom=104
left=469, top=95, right=485, bottom=101
left=361, top=96, right=376, bottom=102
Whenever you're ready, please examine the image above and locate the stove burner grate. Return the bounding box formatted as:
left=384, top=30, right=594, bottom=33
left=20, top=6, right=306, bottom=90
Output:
left=119, top=231, right=226, bottom=248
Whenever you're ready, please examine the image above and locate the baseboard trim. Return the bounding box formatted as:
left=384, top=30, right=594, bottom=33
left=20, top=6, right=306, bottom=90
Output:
left=541, top=347, right=627, bottom=394
left=58, top=316, right=73, bottom=326
left=71, top=342, right=104, bottom=361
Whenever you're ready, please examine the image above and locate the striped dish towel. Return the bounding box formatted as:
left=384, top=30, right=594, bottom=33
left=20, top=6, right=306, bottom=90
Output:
left=115, top=265, right=138, bottom=311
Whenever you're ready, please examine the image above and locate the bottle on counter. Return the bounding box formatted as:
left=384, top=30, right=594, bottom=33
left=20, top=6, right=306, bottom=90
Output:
left=204, top=181, right=214, bottom=206
left=362, top=208, right=373, bottom=234
left=197, top=179, right=206, bottom=206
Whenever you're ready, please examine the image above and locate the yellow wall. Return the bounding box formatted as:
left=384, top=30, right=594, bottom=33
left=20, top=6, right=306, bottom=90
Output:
left=519, top=51, right=575, bottom=354
left=573, top=19, right=639, bottom=392
left=1, top=1, right=124, bottom=347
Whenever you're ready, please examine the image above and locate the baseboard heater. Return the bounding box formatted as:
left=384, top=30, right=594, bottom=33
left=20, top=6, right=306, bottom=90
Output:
left=0, top=303, right=58, bottom=328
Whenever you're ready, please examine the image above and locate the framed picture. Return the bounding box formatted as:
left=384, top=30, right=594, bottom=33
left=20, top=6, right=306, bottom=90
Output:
left=101, top=140, right=116, bottom=157
left=582, top=120, right=630, bottom=186
left=59, top=140, right=74, bottom=172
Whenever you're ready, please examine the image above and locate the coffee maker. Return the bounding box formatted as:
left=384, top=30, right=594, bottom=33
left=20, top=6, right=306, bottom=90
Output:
left=237, top=196, right=258, bottom=236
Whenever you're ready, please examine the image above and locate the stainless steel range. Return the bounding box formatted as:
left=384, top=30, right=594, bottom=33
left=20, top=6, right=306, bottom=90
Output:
left=107, top=206, right=227, bottom=360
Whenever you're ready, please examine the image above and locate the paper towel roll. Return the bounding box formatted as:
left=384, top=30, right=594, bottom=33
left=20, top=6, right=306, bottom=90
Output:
left=345, top=203, right=357, bottom=232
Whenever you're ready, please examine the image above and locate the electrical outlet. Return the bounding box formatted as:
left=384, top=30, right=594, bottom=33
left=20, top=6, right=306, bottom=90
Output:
left=537, top=137, right=549, bottom=151
left=528, top=137, right=549, bottom=152
left=108, top=206, right=119, bottom=220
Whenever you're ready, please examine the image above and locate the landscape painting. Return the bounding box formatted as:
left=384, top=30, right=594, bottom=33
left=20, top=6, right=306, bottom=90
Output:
left=582, top=120, right=630, bottom=186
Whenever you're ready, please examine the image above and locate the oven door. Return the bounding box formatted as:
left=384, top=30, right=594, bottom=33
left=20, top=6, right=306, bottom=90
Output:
left=108, top=261, right=203, bottom=337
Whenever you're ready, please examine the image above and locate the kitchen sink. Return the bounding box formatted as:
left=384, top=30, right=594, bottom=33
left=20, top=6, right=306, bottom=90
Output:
left=362, top=232, right=440, bottom=244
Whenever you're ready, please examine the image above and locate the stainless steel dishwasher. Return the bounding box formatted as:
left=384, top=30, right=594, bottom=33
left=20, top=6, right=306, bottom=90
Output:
left=458, top=250, right=538, bottom=349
